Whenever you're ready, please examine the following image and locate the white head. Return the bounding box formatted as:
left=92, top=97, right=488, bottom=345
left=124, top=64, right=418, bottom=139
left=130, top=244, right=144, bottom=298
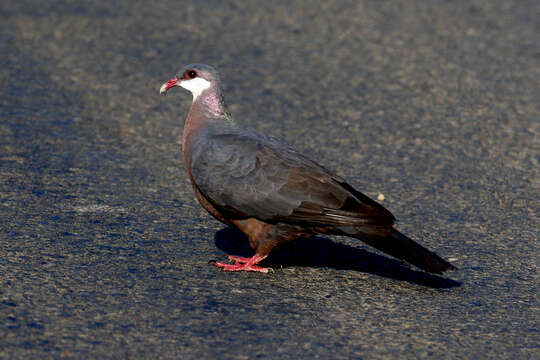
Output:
left=159, top=64, right=219, bottom=102
left=178, top=77, right=211, bottom=101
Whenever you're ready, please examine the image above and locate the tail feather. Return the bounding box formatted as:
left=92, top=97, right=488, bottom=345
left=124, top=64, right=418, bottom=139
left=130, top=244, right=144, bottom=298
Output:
left=352, top=228, right=457, bottom=274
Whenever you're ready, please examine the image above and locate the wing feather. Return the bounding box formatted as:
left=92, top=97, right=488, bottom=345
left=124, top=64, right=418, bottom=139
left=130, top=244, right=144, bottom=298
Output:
left=190, top=125, right=394, bottom=228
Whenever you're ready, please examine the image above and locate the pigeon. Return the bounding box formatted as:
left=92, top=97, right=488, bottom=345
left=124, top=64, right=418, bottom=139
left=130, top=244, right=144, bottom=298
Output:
left=160, top=64, right=456, bottom=274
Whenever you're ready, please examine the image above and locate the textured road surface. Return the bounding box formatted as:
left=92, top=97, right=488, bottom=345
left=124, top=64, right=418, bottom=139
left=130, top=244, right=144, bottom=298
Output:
left=1, top=1, right=538, bottom=359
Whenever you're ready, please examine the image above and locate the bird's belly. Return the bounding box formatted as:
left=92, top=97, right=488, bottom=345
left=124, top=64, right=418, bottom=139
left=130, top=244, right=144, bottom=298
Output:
left=231, top=218, right=312, bottom=256
left=191, top=182, right=232, bottom=225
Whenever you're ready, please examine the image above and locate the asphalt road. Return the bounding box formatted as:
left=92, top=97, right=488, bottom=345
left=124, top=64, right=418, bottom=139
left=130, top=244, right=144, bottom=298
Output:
left=0, top=1, right=538, bottom=359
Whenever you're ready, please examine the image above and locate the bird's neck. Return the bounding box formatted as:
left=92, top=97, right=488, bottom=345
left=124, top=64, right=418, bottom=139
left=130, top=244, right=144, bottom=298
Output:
left=194, top=88, right=229, bottom=118
left=182, top=89, right=233, bottom=163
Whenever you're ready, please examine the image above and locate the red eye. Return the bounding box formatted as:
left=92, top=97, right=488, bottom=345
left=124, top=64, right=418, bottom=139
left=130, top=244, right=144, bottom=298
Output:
left=185, top=70, right=197, bottom=79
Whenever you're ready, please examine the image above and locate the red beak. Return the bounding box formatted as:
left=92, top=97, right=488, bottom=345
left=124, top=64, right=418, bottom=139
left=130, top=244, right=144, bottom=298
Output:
left=160, top=77, right=181, bottom=94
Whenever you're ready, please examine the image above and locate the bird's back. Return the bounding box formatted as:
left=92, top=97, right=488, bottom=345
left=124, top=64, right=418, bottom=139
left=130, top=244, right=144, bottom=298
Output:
left=188, top=122, right=395, bottom=228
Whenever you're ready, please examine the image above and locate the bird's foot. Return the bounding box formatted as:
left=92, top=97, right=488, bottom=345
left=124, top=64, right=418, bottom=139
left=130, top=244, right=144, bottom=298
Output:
left=215, top=254, right=270, bottom=273
left=215, top=262, right=270, bottom=273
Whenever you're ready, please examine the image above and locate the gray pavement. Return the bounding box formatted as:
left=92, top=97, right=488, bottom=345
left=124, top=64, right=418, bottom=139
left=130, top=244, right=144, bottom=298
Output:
left=0, top=1, right=538, bottom=359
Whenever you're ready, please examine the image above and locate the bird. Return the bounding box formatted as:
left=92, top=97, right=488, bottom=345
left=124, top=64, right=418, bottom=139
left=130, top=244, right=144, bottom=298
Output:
left=159, top=63, right=456, bottom=274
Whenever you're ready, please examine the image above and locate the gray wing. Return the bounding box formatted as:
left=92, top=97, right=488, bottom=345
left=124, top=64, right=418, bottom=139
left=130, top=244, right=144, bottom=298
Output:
left=190, top=125, right=394, bottom=228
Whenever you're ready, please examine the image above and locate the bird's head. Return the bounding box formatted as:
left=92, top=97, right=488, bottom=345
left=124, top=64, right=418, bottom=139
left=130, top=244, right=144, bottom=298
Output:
left=160, top=63, right=220, bottom=101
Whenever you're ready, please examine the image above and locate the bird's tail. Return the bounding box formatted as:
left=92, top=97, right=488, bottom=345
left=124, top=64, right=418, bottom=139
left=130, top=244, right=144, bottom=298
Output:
left=351, top=228, right=457, bottom=274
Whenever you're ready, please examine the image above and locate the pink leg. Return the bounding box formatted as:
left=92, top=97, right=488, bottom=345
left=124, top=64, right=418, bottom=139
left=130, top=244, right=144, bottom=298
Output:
left=227, top=255, right=252, bottom=264
left=215, top=254, right=270, bottom=273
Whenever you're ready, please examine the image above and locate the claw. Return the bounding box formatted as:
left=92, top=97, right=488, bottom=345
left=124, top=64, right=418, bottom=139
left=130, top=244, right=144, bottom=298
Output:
left=215, top=254, right=270, bottom=273
left=215, top=261, right=270, bottom=273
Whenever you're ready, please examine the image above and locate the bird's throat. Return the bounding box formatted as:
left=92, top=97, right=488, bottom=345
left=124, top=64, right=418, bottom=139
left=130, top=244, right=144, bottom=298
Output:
left=195, top=89, right=227, bottom=118
left=181, top=92, right=231, bottom=168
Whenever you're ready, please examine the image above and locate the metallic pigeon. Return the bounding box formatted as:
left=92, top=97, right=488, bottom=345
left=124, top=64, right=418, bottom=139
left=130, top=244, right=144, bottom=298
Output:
left=160, top=64, right=456, bottom=274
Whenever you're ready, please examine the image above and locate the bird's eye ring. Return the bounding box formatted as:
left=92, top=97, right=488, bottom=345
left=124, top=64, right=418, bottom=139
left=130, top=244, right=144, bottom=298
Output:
left=186, top=70, right=197, bottom=79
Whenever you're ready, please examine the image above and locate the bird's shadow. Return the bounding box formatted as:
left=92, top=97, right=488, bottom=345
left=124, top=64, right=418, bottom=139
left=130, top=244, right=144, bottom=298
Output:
left=214, top=227, right=461, bottom=288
